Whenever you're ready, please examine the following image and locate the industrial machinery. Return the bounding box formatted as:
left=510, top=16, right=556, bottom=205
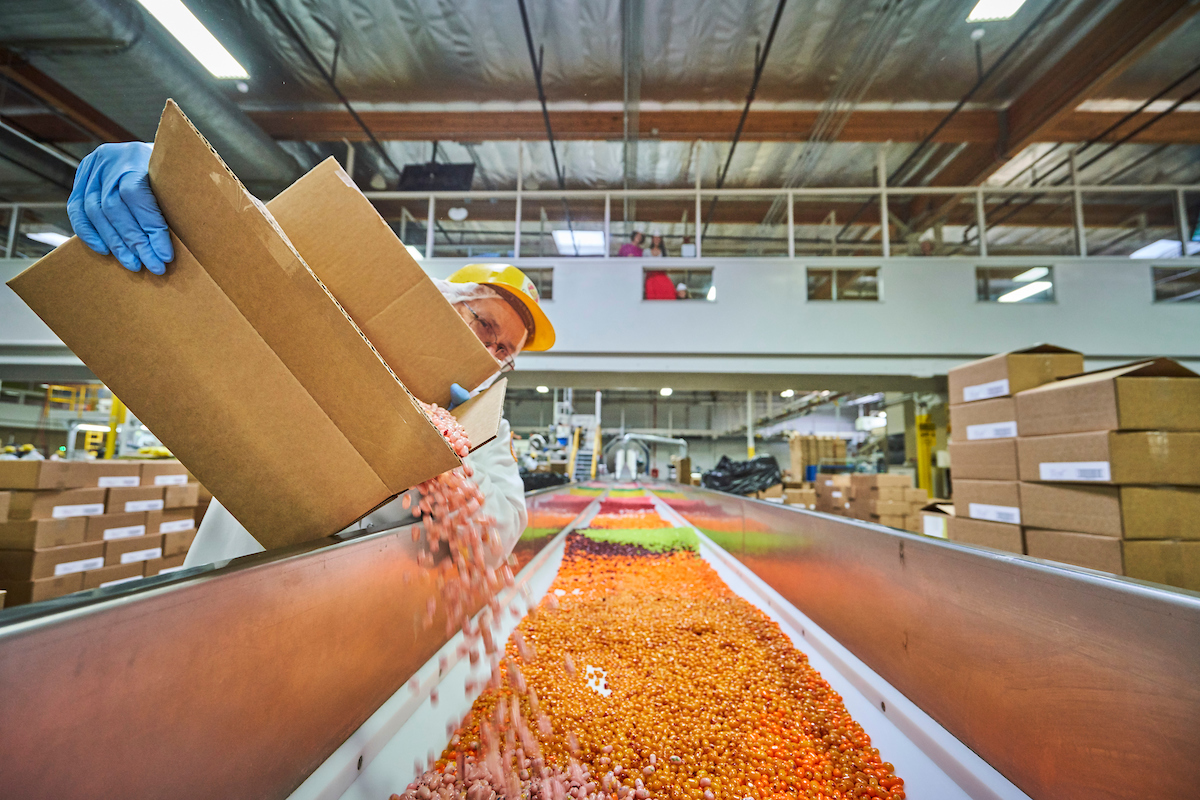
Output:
left=0, top=484, right=1196, bottom=800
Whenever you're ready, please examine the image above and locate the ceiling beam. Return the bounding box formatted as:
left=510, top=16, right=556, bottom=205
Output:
left=0, top=48, right=136, bottom=143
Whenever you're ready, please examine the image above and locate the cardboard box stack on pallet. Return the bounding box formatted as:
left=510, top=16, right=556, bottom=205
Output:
left=0, top=460, right=202, bottom=608
left=815, top=473, right=852, bottom=515
left=785, top=433, right=847, bottom=481
left=848, top=474, right=929, bottom=531
left=946, top=345, right=1085, bottom=555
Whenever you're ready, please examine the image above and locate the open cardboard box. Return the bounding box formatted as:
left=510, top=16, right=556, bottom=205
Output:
left=8, top=101, right=507, bottom=551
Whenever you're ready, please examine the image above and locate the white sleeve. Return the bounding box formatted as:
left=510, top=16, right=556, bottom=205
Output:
left=463, top=417, right=527, bottom=565
left=183, top=497, right=265, bottom=567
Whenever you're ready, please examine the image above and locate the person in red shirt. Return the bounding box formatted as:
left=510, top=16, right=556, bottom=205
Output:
left=644, top=270, right=677, bottom=299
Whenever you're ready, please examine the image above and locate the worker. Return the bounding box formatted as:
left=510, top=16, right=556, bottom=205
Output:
left=66, top=144, right=556, bottom=568
left=19, top=444, right=44, bottom=460
left=0, top=445, right=18, bottom=460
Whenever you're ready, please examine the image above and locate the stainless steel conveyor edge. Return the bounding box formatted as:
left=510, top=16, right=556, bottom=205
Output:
left=642, top=481, right=1200, bottom=800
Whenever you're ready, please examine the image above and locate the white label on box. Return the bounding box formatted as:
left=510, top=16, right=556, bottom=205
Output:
left=832, top=491, right=843, bottom=498
left=120, top=547, right=162, bottom=565
left=969, top=503, right=1021, bottom=524
left=160, top=518, right=195, bottom=534
left=923, top=516, right=947, bottom=538
left=966, top=421, right=1018, bottom=440
left=824, top=480, right=833, bottom=486
left=962, top=378, right=1010, bottom=402
left=54, top=556, right=104, bottom=576
left=103, top=524, right=146, bottom=541
left=98, top=476, right=139, bottom=488
left=100, top=575, right=143, bottom=588
left=158, top=565, right=187, bottom=575
left=124, top=499, right=164, bottom=513
left=1039, top=461, right=1111, bottom=482
left=154, top=474, right=188, bottom=486
left=52, top=503, right=105, bottom=519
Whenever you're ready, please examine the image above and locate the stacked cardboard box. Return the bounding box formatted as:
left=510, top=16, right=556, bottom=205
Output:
left=815, top=473, right=852, bottom=515
left=1015, top=358, right=1200, bottom=591
left=946, top=345, right=1084, bottom=554
left=917, top=502, right=954, bottom=538
left=783, top=485, right=817, bottom=509
left=0, top=460, right=202, bottom=607
left=848, top=474, right=913, bottom=528
left=785, top=434, right=847, bottom=480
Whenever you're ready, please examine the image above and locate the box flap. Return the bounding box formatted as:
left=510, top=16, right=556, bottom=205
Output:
left=1023, top=358, right=1197, bottom=394
left=265, top=158, right=500, bottom=407
left=451, top=378, right=508, bottom=452
left=1009, top=344, right=1082, bottom=355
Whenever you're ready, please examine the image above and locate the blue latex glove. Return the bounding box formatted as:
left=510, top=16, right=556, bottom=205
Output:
left=449, top=383, right=470, bottom=410
left=67, top=142, right=173, bottom=275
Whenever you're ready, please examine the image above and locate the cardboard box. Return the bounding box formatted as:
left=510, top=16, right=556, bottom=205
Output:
left=140, top=460, right=190, bottom=487
left=0, top=589, right=5, bottom=609
left=874, top=515, right=907, bottom=528
left=0, top=541, right=105, bottom=580
left=82, top=562, right=145, bottom=590
left=1123, top=539, right=1200, bottom=592
left=948, top=345, right=1083, bottom=405
left=760, top=483, right=782, bottom=499
left=1015, top=359, right=1200, bottom=437
left=0, top=573, right=83, bottom=606
left=947, top=516, right=1025, bottom=554
left=7, top=488, right=107, bottom=521
left=0, top=490, right=9, bottom=521
left=953, top=480, right=1023, bottom=525
left=904, top=487, right=929, bottom=504
left=164, top=483, right=200, bottom=509
left=947, top=439, right=1018, bottom=481
left=1025, top=529, right=1124, bottom=575
left=105, top=486, right=165, bottom=514
left=147, top=507, right=197, bottom=535
left=850, top=473, right=913, bottom=489
left=1017, top=430, right=1200, bottom=485
left=163, top=527, right=198, bottom=558
left=85, top=512, right=149, bottom=543
left=949, top=397, right=1018, bottom=442
left=861, top=499, right=910, bottom=517
left=673, top=456, right=691, bottom=484
left=1019, top=483, right=1200, bottom=540
left=104, top=534, right=164, bottom=567
left=784, top=487, right=816, bottom=508
left=0, top=517, right=87, bottom=550
left=8, top=101, right=504, bottom=552
left=0, top=460, right=79, bottom=490
left=75, top=460, right=142, bottom=489
left=918, top=503, right=955, bottom=539
left=143, top=553, right=188, bottom=576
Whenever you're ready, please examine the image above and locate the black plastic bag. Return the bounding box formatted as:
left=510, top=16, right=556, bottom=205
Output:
left=521, top=471, right=571, bottom=492
left=701, top=454, right=782, bottom=496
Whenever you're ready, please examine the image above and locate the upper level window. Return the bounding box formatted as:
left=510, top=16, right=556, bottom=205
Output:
left=644, top=268, right=714, bottom=301
left=522, top=267, right=553, bottom=301
left=976, top=266, right=1055, bottom=303
left=807, top=268, right=879, bottom=301
left=1152, top=266, right=1200, bottom=303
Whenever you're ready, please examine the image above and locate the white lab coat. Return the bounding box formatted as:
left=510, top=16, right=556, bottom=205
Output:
left=183, top=419, right=527, bottom=568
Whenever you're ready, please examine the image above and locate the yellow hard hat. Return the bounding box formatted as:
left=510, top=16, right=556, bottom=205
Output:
left=447, top=264, right=556, bottom=352
left=2, top=446, right=14, bottom=453
left=19, top=444, right=34, bottom=452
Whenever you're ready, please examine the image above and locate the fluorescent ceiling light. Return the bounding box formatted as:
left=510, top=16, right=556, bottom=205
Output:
left=1129, top=238, right=1200, bottom=259
left=26, top=231, right=70, bottom=248
left=552, top=229, right=606, bottom=256
left=535, top=385, right=549, bottom=393
left=75, top=423, right=112, bottom=433
left=780, top=389, right=795, bottom=398
left=998, top=280, right=1052, bottom=303
left=1012, top=266, right=1049, bottom=282
left=405, top=244, right=424, bottom=261
left=966, top=0, right=1027, bottom=22
left=135, top=0, right=250, bottom=79
left=659, top=387, right=673, bottom=397
left=447, top=207, right=469, bottom=222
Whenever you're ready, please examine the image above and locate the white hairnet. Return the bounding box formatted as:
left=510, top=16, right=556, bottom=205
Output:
left=432, top=278, right=497, bottom=304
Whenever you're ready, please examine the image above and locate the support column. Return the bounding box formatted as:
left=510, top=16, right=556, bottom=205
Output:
left=425, top=195, right=435, bottom=259
left=746, top=390, right=755, bottom=459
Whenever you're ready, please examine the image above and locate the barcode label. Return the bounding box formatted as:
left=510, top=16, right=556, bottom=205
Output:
left=832, top=491, right=843, bottom=498
left=100, top=575, right=143, bottom=588
left=103, top=524, right=146, bottom=540
left=824, top=480, right=833, bottom=486
left=923, top=515, right=947, bottom=538
left=120, top=547, right=162, bottom=564
left=969, top=503, right=1021, bottom=524
left=1039, top=461, right=1111, bottom=482
left=52, top=503, right=105, bottom=519
left=962, top=378, right=1010, bottom=402
left=154, top=474, right=188, bottom=486
left=124, top=499, right=164, bottom=513
left=55, top=556, right=104, bottom=576
left=966, top=421, right=1018, bottom=440
left=98, top=476, right=139, bottom=488
left=160, top=519, right=195, bottom=534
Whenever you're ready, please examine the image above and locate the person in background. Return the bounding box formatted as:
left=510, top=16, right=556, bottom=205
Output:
left=0, top=446, right=17, bottom=460
left=647, top=234, right=666, bottom=257
left=618, top=231, right=645, bottom=257
left=18, top=444, right=44, bottom=460
left=65, top=143, right=557, bottom=568
left=675, top=282, right=690, bottom=299
left=644, top=269, right=677, bottom=300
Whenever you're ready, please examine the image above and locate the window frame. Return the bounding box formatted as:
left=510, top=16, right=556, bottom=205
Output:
left=974, top=265, right=1057, bottom=304
left=641, top=266, right=716, bottom=301
left=805, top=266, right=881, bottom=302
left=1150, top=265, right=1200, bottom=304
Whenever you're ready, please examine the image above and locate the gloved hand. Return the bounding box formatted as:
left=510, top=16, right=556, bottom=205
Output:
left=67, top=142, right=173, bottom=275
left=449, top=383, right=470, bottom=410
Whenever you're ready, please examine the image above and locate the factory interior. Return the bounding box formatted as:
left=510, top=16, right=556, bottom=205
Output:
left=0, top=0, right=1198, bottom=798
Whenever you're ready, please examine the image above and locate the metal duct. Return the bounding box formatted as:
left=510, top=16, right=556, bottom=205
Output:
left=0, top=0, right=306, bottom=195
